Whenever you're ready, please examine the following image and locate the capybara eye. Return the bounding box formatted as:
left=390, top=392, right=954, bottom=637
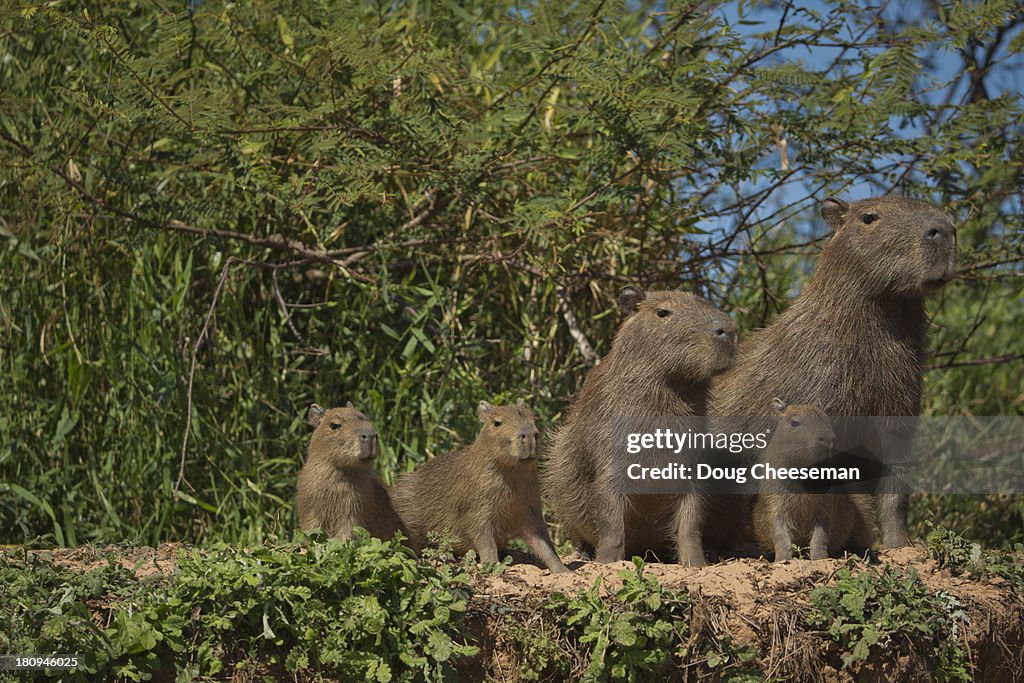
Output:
left=329, top=422, right=341, bottom=430
left=789, top=419, right=801, bottom=428
left=493, top=420, right=502, bottom=428
left=656, top=308, right=671, bottom=318
left=860, top=213, right=878, bottom=224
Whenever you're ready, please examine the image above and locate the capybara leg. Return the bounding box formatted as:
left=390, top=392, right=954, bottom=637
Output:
left=877, top=493, right=910, bottom=547
left=809, top=513, right=829, bottom=560
left=473, top=527, right=500, bottom=564
left=594, top=530, right=625, bottom=563
left=523, top=521, right=570, bottom=573
left=675, top=494, right=707, bottom=567
left=772, top=516, right=793, bottom=562
left=594, top=496, right=626, bottom=563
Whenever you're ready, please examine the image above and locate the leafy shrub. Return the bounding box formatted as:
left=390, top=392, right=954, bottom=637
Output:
left=809, top=565, right=970, bottom=681
left=0, top=549, right=179, bottom=681
left=927, top=524, right=1024, bottom=591
left=169, top=531, right=476, bottom=680
left=0, top=534, right=477, bottom=681
left=548, top=558, right=692, bottom=681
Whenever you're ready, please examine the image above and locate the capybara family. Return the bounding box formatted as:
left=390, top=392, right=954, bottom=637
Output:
left=391, top=400, right=569, bottom=573
left=297, top=194, right=956, bottom=568
left=752, top=399, right=874, bottom=561
left=543, top=286, right=737, bottom=566
left=296, top=402, right=406, bottom=542
left=711, top=195, right=956, bottom=550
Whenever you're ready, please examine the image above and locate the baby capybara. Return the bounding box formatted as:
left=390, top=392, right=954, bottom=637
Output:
left=391, top=400, right=568, bottom=573
left=296, top=402, right=406, bottom=542
left=543, top=286, right=737, bottom=566
left=753, top=399, right=874, bottom=561
left=712, top=195, right=957, bottom=549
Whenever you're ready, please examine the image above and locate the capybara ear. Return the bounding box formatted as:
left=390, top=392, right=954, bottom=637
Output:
left=619, top=285, right=646, bottom=313
left=345, top=400, right=355, bottom=409
left=821, top=197, right=849, bottom=230
left=307, top=404, right=326, bottom=428
left=477, top=400, right=494, bottom=421
left=770, top=397, right=787, bottom=414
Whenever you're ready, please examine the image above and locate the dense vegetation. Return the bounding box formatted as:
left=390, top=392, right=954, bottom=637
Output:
left=1, top=0, right=1021, bottom=549
left=2, top=533, right=1021, bottom=681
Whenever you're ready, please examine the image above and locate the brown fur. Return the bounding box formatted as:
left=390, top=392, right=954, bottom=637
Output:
left=710, top=195, right=957, bottom=551
left=753, top=401, right=874, bottom=561
left=542, top=287, right=737, bottom=566
left=391, top=400, right=569, bottom=573
left=296, top=402, right=406, bottom=542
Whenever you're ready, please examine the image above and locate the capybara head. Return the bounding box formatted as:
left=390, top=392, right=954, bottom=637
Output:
left=475, top=399, right=540, bottom=463
left=614, top=286, right=737, bottom=380
left=307, top=402, right=379, bottom=467
left=819, top=195, right=957, bottom=296
left=767, top=399, right=834, bottom=463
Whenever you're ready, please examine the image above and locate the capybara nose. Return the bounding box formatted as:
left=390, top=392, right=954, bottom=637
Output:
left=924, top=220, right=954, bottom=242
left=713, top=320, right=737, bottom=344
left=360, top=430, right=378, bottom=458
left=520, top=429, right=538, bottom=456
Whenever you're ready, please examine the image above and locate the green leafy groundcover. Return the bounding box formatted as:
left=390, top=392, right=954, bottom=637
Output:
left=809, top=566, right=970, bottom=681
left=2, top=532, right=1019, bottom=682
left=0, top=532, right=476, bottom=681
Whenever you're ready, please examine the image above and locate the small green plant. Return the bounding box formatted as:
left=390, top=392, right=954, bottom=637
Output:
left=926, top=525, right=984, bottom=573
left=926, top=525, right=1024, bottom=592
left=699, top=636, right=763, bottom=682
left=809, top=565, right=970, bottom=681
left=502, top=618, right=571, bottom=681
left=549, top=558, right=691, bottom=681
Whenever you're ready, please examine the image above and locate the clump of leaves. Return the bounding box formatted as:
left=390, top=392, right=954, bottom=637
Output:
left=809, top=565, right=970, bottom=681
left=171, top=531, right=478, bottom=680
left=0, top=549, right=179, bottom=681
left=927, top=525, right=1024, bottom=592
left=926, top=526, right=984, bottom=573
left=548, top=558, right=692, bottom=681
left=700, top=635, right=763, bottom=682
left=502, top=618, right=571, bottom=681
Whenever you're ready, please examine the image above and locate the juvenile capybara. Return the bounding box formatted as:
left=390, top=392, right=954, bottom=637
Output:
left=296, top=402, right=406, bottom=542
left=390, top=400, right=568, bottom=573
left=712, top=195, right=957, bottom=549
left=543, top=286, right=737, bottom=566
left=753, top=399, right=874, bottom=561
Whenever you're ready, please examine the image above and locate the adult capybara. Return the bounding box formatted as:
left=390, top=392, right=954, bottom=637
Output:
left=543, top=286, right=737, bottom=566
left=296, top=402, right=407, bottom=541
left=391, top=400, right=568, bottom=573
left=712, top=195, right=957, bottom=549
left=753, top=399, right=874, bottom=561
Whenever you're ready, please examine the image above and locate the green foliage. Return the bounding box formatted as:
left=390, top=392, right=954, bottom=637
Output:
left=509, top=558, right=763, bottom=681
left=0, top=0, right=1020, bottom=549
left=926, top=524, right=1024, bottom=591
left=0, top=534, right=477, bottom=681
left=809, top=565, right=971, bottom=681
left=0, top=549, right=176, bottom=681
left=169, top=531, right=477, bottom=680
left=548, top=558, right=693, bottom=680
